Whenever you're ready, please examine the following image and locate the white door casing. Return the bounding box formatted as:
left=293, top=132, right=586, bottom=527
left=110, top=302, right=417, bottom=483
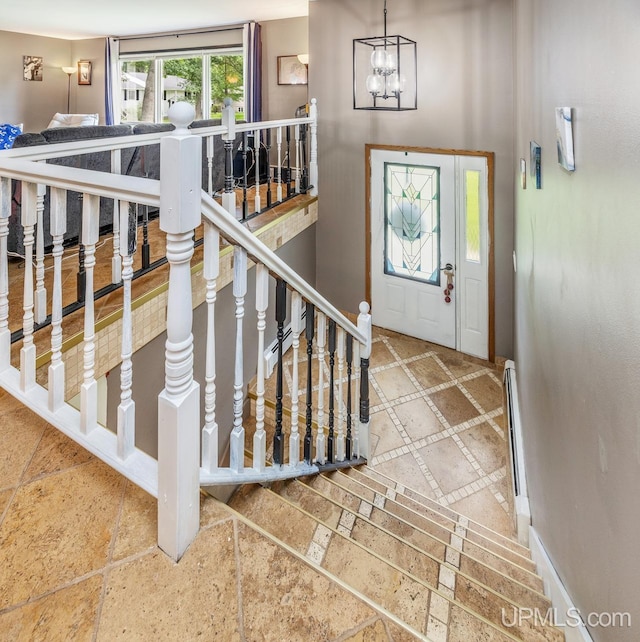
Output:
left=369, top=148, right=489, bottom=359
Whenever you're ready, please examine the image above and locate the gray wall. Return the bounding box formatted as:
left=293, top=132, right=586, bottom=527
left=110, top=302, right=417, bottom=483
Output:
left=309, top=0, right=515, bottom=358
left=106, top=224, right=317, bottom=459
left=261, top=17, right=309, bottom=120
left=514, top=0, right=640, bottom=638
left=0, top=30, right=108, bottom=131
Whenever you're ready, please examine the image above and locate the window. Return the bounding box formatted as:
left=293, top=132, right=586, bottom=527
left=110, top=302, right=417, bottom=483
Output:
left=119, top=49, right=244, bottom=123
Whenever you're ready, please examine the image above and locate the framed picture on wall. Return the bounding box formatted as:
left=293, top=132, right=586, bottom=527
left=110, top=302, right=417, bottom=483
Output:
left=555, top=107, right=575, bottom=171
left=277, top=55, right=308, bottom=86
left=78, top=60, right=92, bottom=86
left=23, top=56, right=43, bottom=81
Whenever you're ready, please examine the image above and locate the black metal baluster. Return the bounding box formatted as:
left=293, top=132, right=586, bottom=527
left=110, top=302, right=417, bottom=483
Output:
left=346, top=334, right=353, bottom=460
left=273, top=279, right=287, bottom=466
left=242, top=132, right=249, bottom=220
left=141, top=202, right=150, bottom=269
left=327, top=319, right=336, bottom=463
left=286, top=125, right=292, bottom=198
left=223, top=137, right=234, bottom=215
left=76, top=242, right=85, bottom=303
left=266, top=128, right=272, bottom=208
left=300, top=123, right=309, bottom=193
left=360, top=347, right=370, bottom=427
left=304, top=301, right=315, bottom=464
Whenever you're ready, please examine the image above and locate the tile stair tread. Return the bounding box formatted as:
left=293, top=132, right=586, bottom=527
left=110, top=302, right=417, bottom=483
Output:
left=229, top=480, right=562, bottom=642
left=323, top=470, right=543, bottom=593
left=347, top=465, right=533, bottom=563
left=296, top=474, right=549, bottom=608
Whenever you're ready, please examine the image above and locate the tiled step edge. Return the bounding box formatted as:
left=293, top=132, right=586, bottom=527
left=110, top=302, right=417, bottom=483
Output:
left=250, top=485, right=545, bottom=642
left=294, top=475, right=550, bottom=610
left=222, top=499, right=430, bottom=641
left=348, top=465, right=533, bottom=561
left=327, top=469, right=542, bottom=587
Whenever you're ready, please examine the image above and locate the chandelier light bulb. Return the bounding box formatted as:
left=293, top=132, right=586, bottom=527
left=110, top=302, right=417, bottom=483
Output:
left=366, top=73, right=383, bottom=95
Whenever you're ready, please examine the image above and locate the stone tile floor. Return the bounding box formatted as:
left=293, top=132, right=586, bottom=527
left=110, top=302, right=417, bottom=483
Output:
left=0, top=326, right=514, bottom=640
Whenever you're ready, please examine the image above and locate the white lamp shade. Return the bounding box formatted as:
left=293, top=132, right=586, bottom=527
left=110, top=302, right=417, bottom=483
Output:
left=62, top=66, right=76, bottom=75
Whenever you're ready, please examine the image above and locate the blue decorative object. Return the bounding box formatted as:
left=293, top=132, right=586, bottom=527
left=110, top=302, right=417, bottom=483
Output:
left=0, top=124, right=22, bottom=150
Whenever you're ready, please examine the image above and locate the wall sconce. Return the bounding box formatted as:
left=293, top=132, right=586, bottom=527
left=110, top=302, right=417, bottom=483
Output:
left=61, top=66, right=76, bottom=113
left=297, top=53, right=309, bottom=66
left=353, top=0, right=417, bottom=111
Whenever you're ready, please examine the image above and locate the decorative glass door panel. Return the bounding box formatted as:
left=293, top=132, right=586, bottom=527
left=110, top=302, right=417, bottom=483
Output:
left=384, top=163, right=441, bottom=286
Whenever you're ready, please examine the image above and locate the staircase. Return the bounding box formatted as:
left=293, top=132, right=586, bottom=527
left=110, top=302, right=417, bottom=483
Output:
left=224, top=375, right=564, bottom=641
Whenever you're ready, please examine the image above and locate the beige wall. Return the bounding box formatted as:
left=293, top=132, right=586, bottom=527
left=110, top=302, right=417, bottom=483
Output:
left=0, top=31, right=71, bottom=131
left=514, top=0, right=640, bottom=638
left=261, top=17, right=309, bottom=120
left=309, top=0, right=515, bottom=358
left=0, top=31, right=106, bottom=131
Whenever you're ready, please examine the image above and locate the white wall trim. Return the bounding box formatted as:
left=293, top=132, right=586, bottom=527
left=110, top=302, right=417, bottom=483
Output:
left=529, top=527, right=594, bottom=642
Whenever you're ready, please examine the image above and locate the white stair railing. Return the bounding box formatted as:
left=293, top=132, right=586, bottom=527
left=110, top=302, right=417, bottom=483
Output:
left=0, top=99, right=371, bottom=563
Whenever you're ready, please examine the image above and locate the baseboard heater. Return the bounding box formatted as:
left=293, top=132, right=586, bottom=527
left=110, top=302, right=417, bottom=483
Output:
left=503, top=360, right=532, bottom=546
left=264, top=306, right=307, bottom=379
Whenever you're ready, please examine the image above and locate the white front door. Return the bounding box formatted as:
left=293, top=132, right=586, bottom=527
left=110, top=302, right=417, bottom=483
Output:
left=369, top=148, right=489, bottom=358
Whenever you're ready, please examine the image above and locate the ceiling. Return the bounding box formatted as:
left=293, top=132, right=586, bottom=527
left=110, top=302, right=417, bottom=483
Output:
left=2, top=0, right=309, bottom=40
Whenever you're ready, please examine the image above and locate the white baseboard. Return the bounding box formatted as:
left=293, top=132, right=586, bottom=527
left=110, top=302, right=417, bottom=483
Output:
left=529, top=528, right=594, bottom=642
left=503, top=360, right=531, bottom=546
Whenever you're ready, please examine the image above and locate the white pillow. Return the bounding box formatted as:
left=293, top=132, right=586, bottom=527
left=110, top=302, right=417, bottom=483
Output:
left=47, top=113, right=99, bottom=128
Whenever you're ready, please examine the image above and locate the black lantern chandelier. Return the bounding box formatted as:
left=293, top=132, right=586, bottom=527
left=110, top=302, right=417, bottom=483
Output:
left=353, top=0, right=417, bottom=111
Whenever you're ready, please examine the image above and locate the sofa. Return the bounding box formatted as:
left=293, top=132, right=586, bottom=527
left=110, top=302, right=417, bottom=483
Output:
left=7, top=119, right=243, bottom=256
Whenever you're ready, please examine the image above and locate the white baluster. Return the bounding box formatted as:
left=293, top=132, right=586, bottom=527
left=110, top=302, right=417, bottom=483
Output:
left=289, top=291, right=303, bottom=466
left=294, top=123, right=301, bottom=194
left=254, top=129, right=262, bottom=214
left=309, top=98, right=318, bottom=196
left=336, top=327, right=346, bottom=461
left=357, top=301, right=372, bottom=459
left=201, top=220, right=219, bottom=473
left=206, top=135, right=214, bottom=197
left=276, top=127, right=283, bottom=202
left=316, top=312, right=326, bottom=464
left=157, top=102, right=201, bottom=562
left=230, top=245, right=247, bottom=473
left=80, top=193, right=100, bottom=434
left=221, top=98, right=237, bottom=217
left=253, top=263, right=269, bottom=471
left=0, top=177, right=10, bottom=370
left=117, top=201, right=136, bottom=459
left=48, top=188, right=67, bottom=411
left=111, top=149, right=122, bottom=284
left=20, top=182, right=37, bottom=391
left=34, top=183, right=46, bottom=324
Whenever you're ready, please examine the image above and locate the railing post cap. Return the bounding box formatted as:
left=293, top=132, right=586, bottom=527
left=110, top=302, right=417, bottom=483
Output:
left=168, top=102, right=195, bottom=134
left=359, top=301, right=370, bottom=315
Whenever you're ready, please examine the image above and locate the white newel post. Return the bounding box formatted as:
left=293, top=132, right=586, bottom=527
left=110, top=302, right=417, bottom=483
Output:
left=157, top=102, right=201, bottom=561
left=221, top=98, right=237, bottom=218
left=0, top=177, right=10, bottom=370
left=357, top=302, right=372, bottom=459
left=309, top=98, right=318, bottom=197
left=48, top=188, right=67, bottom=411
